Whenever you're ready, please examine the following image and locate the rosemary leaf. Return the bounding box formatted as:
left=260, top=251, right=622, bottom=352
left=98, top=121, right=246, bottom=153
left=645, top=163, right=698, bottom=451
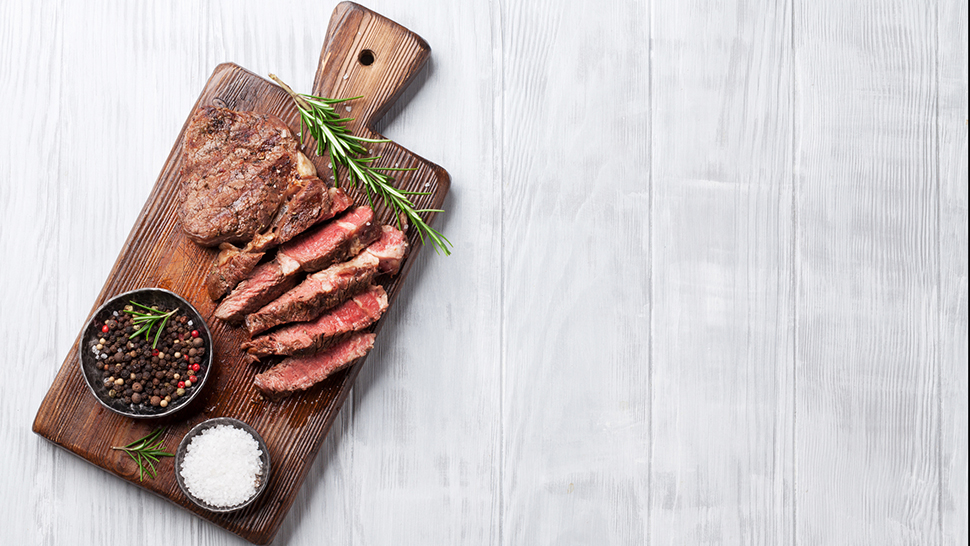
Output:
left=269, top=74, right=452, bottom=256
left=112, top=428, right=174, bottom=482
left=122, top=303, right=178, bottom=349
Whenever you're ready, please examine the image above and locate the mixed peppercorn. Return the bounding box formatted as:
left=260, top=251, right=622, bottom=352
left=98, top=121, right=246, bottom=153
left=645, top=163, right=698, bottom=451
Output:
left=93, top=304, right=206, bottom=409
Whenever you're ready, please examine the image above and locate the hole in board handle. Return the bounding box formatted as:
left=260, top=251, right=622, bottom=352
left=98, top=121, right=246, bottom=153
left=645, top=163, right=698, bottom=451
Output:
left=358, top=49, right=375, bottom=66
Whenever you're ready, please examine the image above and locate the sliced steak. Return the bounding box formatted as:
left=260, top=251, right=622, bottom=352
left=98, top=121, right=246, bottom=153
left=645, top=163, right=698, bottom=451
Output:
left=280, top=205, right=381, bottom=272
left=244, top=253, right=379, bottom=336
left=242, top=284, right=387, bottom=359
left=205, top=244, right=266, bottom=301
left=244, top=225, right=407, bottom=336
left=366, top=224, right=409, bottom=275
left=214, top=253, right=302, bottom=324
left=204, top=187, right=353, bottom=300
left=179, top=106, right=302, bottom=246
left=213, top=206, right=381, bottom=319
left=249, top=185, right=353, bottom=252
left=254, top=332, right=375, bottom=396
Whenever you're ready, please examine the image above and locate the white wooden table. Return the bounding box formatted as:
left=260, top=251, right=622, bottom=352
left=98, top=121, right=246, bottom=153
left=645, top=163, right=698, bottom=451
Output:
left=1, top=0, right=966, bottom=544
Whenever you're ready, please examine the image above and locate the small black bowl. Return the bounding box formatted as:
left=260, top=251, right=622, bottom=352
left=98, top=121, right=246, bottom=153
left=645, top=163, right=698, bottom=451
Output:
left=175, top=417, right=271, bottom=513
left=79, top=287, right=213, bottom=419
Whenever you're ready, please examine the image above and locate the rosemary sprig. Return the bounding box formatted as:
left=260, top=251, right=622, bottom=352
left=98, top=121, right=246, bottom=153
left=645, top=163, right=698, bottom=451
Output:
left=111, top=428, right=174, bottom=481
left=269, top=74, right=452, bottom=255
left=123, top=301, right=178, bottom=349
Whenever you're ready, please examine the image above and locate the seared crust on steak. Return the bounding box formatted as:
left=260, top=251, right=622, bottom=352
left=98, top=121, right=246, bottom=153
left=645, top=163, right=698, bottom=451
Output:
left=280, top=206, right=381, bottom=273
left=251, top=176, right=331, bottom=251
left=204, top=187, right=354, bottom=300
left=205, top=243, right=266, bottom=300
left=179, top=106, right=301, bottom=246
left=241, top=284, right=387, bottom=360
left=213, top=205, right=382, bottom=318
left=244, top=253, right=379, bottom=336
left=214, top=253, right=302, bottom=324
left=243, top=226, right=407, bottom=336
left=249, top=186, right=353, bottom=253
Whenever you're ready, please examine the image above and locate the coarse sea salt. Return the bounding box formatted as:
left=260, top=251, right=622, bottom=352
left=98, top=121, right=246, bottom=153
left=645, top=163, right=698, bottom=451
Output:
left=180, top=424, right=263, bottom=508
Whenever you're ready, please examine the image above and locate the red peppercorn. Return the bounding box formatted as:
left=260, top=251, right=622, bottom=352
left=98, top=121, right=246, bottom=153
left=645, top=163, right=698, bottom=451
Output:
left=185, top=354, right=190, bottom=361
left=152, top=349, right=159, bottom=356
left=191, top=363, right=200, bottom=372
left=101, top=324, right=109, bottom=333
left=191, top=330, right=199, bottom=338
left=177, top=381, right=185, bottom=388
left=189, top=375, right=197, bottom=383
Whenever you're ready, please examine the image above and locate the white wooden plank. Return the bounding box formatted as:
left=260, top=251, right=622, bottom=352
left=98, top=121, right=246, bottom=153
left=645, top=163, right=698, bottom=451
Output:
left=794, top=1, right=942, bottom=543
left=499, top=1, right=651, bottom=544
left=938, top=1, right=969, bottom=544
left=649, top=1, right=795, bottom=544
left=0, top=1, right=66, bottom=544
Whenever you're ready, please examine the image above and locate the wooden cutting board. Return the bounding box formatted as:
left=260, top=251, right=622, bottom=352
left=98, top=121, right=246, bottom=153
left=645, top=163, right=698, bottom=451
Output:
left=31, top=3, right=448, bottom=544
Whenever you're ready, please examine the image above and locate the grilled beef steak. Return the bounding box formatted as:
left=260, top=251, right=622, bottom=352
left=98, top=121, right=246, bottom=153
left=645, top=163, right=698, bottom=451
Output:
left=254, top=332, right=376, bottom=396
left=364, top=225, right=409, bottom=275
left=244, top=253, right=379, bottom=336
left=248, top=184, right=353, bottom=252
left=204, top=244, right=266, bottom=301
left=280, top=206, right=382, bottom=272
left=213, top=205, right=382, bottom=320
left=214, top=253, right=302, bottom=324
left=244, top=225, right=407, bottom=336
left=179, top=106, right=305, bottom=246
left=241, top=284, right=387, bottom=360
left=204, top=187, right=354, bottom=300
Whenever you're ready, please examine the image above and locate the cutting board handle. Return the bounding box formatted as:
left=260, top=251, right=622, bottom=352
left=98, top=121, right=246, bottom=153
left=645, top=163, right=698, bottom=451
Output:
left=312, top=2, right=431, bottom=136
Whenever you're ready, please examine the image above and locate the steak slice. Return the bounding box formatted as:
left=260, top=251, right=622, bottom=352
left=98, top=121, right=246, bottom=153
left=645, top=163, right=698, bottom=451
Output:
left=254, top=332, right=376, bottom=396
left=213, top=206, right=381, bottom=320
left=366, top=224, right=409, bottom=275
left=280, top=205, right=382, bottom=272
left=204, top=187, right=353, bottom=300
left=215, top=207, right=381, bottom=318
left=241, top=284, right=387, bottom=359
left=244, top=253, right=379, bottom=336
left=204, top=244, right=265, bottom=301
left=213, top=253, right=302, bottom=324
left=249, top=185, right=353, bottom=252
left=179, top=106, right=303, bottom=246
left=244, top=225, right=407, bottom=336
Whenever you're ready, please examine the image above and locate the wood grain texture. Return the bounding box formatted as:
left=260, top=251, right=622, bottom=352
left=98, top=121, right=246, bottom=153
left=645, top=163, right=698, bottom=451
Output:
left=499, top=1, right=651, bottom=544
left=795, top=1, right=942, bottom=544
left=1, top=0, right=968, bottom=545
left=0, top=3, right=67, bottom=546
left=650, top=1, right=794, bottom=544
left=939, top=1, right=969, bottom=545
left=29, top=3, right=449, bottom=543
